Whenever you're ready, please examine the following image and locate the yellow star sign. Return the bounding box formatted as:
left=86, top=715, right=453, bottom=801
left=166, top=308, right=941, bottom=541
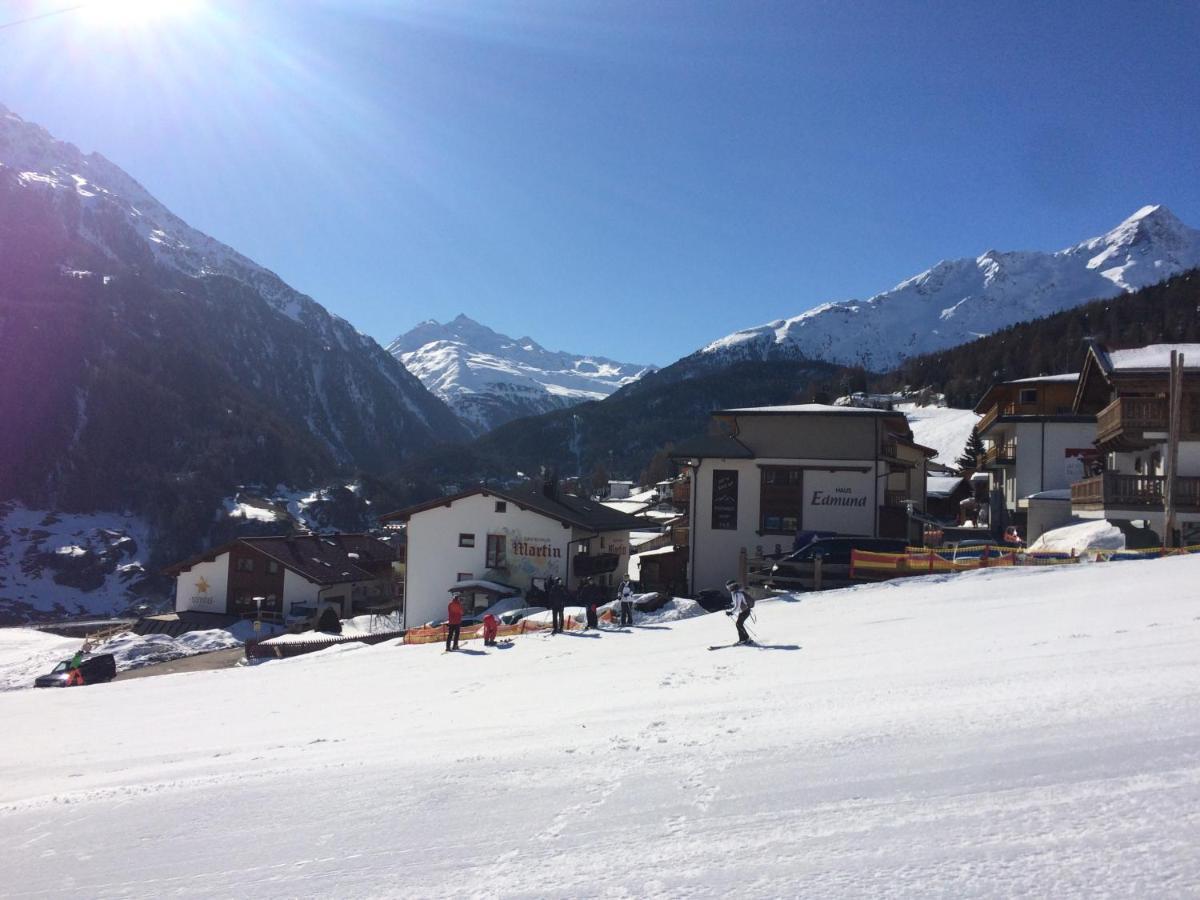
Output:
left=195, top=576, right=211, bottom=594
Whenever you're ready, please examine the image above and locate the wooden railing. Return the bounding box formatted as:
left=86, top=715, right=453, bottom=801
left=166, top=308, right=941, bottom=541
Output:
left=980, top=441, right=1016, bottom=467
left=1095, top=397, right=1168, bottom=444
left=1071, top=473, right=1200, bottom=509
left=976, top=401, right=1043, bottom=434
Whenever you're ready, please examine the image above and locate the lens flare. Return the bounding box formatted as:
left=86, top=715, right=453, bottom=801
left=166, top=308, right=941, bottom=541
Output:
left=78, top=0, right=202, bottom=29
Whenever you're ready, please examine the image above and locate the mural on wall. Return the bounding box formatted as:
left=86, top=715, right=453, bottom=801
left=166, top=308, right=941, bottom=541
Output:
left=189, top=574, right=217, bottom=609
left=1064, top=447, right=1102, bottom=482
left=505, top=529, right=565, bottom=583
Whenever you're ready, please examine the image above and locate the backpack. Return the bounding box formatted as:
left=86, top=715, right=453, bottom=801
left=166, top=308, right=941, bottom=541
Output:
left=739, top=590, right=755, bottom=611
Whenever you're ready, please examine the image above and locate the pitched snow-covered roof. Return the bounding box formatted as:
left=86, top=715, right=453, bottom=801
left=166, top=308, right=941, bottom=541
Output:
left=926, top=476, right=965, bottom=498
left=380, top=483, right=646, bottom=533
left=1103, top=344, right=1200, bottom=372
left=1004, top=373, right=1080, bottom=385
left=716, top=403, right=902, bottom=417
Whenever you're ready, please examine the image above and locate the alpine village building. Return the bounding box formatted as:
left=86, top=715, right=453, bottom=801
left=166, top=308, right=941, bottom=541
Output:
left=1070, top=342, right=1200, bottom=546
left=167, top=534, right=399, bottom=623
left=972, top=374, right=1098, bottom=542
left=380, top=481, right=646, bottom=629
left=670, top=404, right=936, bottom=594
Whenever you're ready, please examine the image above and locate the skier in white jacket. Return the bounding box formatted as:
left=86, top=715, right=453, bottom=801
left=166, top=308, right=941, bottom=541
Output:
left=618, top=579, right=634, bottom=626
left=725, top=580, right=753, bottom=644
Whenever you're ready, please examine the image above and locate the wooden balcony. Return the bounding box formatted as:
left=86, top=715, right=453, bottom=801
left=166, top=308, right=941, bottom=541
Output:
left=976, top=402, right=1043, bottom=435
left=1095, top=397, right=1167, bottom=448
left=1095, top=394, right=1200, bottom=449
left=980, top=441, right=1016, bottom=467
left=1071, top=473, right=1200, bottom=510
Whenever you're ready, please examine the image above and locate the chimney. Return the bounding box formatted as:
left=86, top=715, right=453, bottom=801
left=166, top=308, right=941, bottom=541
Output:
left=543, top=468, right=559, bottom=501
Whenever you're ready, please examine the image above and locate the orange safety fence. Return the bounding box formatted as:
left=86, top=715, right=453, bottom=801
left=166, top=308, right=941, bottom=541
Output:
left=402, top=609, right=614, bottom=645
left=851, top=547, right=1020, bottom=580
left=851, top=542, right=1200, bottom=582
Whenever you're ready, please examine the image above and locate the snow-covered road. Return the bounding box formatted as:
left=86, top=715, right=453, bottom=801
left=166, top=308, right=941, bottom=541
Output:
left=2, top=557, right=1199, bottom=897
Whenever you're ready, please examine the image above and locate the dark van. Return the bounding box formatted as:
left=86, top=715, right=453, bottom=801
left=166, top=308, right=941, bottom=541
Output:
left=769, top=537, right=909, bottom=590
left=34, top=653, right=117, bottom=688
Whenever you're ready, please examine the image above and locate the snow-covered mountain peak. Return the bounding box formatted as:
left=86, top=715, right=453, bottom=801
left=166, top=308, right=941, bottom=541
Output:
left=697, top=206, right=1200, bottom=372
left=388, top=317, right=654, bottom=433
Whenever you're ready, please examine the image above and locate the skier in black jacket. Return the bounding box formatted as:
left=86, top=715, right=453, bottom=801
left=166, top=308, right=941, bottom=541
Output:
left=548, top=577, right=567, bottom=634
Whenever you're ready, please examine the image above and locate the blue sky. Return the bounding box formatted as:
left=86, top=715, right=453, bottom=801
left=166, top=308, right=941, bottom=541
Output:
left=2, top=0, right=1199, bottom=366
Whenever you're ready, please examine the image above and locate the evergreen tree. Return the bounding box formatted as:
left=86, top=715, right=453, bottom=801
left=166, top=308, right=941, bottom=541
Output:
left=956, top=427, right=985, bottom=472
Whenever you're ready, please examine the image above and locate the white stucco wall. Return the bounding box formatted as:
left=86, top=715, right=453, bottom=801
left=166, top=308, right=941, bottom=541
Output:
left=175, top=553, right=230, bottom=614
left=404, top=494, right=574, bottom=629
left=282, top=568, right=321, bottom=617
left=1012, top=421, right=1098, bottom=501
left=689, top=457, right=885, bottom=594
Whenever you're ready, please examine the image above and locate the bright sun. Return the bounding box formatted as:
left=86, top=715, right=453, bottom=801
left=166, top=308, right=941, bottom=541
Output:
left=79, top=0, right=202, bottom=28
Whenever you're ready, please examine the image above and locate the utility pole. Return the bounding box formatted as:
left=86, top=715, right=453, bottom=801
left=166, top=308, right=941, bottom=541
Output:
left=1163, top=350, right=1184, bottom=548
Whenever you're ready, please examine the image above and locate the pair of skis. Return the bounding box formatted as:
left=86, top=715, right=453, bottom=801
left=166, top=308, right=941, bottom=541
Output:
left=708, top=640, right=757, bottom=650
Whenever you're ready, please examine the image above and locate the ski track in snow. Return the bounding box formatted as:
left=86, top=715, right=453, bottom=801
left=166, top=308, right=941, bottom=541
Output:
left=2, top=557, right=1200, bottom=897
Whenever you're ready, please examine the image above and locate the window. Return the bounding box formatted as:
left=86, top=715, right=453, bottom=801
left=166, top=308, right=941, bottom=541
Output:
left=266, top=560, right=279, bottom=575
left=495, top=501, right=507, bottom=513
left=1019, top=388, right=1038, bottom=404
left=235, top=557, right=255, bottom=573
left=486, top=534, right=507, bottom=568
left=458, top=533, right=475, bottom=548
left=760, top=467, right=804, bottom=534
left=456, top=572, right=473, bottom=582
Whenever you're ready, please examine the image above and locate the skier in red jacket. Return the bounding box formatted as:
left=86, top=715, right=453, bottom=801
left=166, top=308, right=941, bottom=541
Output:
left=482, top=613, right=499, bottom=646
left=446, top=595, right=464, bottom=651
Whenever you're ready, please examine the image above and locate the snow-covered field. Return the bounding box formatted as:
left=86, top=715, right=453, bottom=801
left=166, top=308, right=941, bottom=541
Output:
left=898, top=402, right=980, bottom=467
left=2, top=557, right=1199, bottom=897
left=0, top=629, right=82, bottom=692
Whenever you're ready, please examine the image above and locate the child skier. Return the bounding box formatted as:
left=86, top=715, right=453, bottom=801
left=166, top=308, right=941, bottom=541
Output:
left=482, top=612, right=499, bottom=647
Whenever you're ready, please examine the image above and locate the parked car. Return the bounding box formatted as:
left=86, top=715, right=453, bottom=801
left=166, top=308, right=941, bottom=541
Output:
left=770, top=537, right=909, bottom=590
left=497, top=606, right=547, bottom=625
left=34, top=653, right=117, bottom=688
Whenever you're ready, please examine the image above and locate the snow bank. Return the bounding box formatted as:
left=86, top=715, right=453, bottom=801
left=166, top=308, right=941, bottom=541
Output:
left=632, top=596, right=707, bottom=624
left=340, top=613, right=400, bottom=636
left=1030, top=519, right=1126, bottom=554
left=0, top=628, right=82, bottom=692
left=95, top=621, right=274, bottom=672
left=4, top=557, right=1200, bottom=895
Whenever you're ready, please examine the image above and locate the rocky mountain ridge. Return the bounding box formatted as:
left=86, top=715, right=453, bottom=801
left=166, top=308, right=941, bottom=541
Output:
left=389, top=314, right=653, bottom=433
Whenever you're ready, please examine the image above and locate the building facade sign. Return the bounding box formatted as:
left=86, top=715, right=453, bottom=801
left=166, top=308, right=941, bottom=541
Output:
left=801, top=469, right=875, bottom=534
left=711, top=469, right=739, bottom=530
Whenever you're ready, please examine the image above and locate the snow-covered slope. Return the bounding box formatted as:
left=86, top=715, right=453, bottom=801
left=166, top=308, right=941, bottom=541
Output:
left=0, top=503, right=152, bottom=624
left=389, top=314, right=654, bottom=432
left=3, top=555, right=1198, bottom=896
left=699, top=205, right=1200, bottom=371
left=899, top=402, right=981, bottom=467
